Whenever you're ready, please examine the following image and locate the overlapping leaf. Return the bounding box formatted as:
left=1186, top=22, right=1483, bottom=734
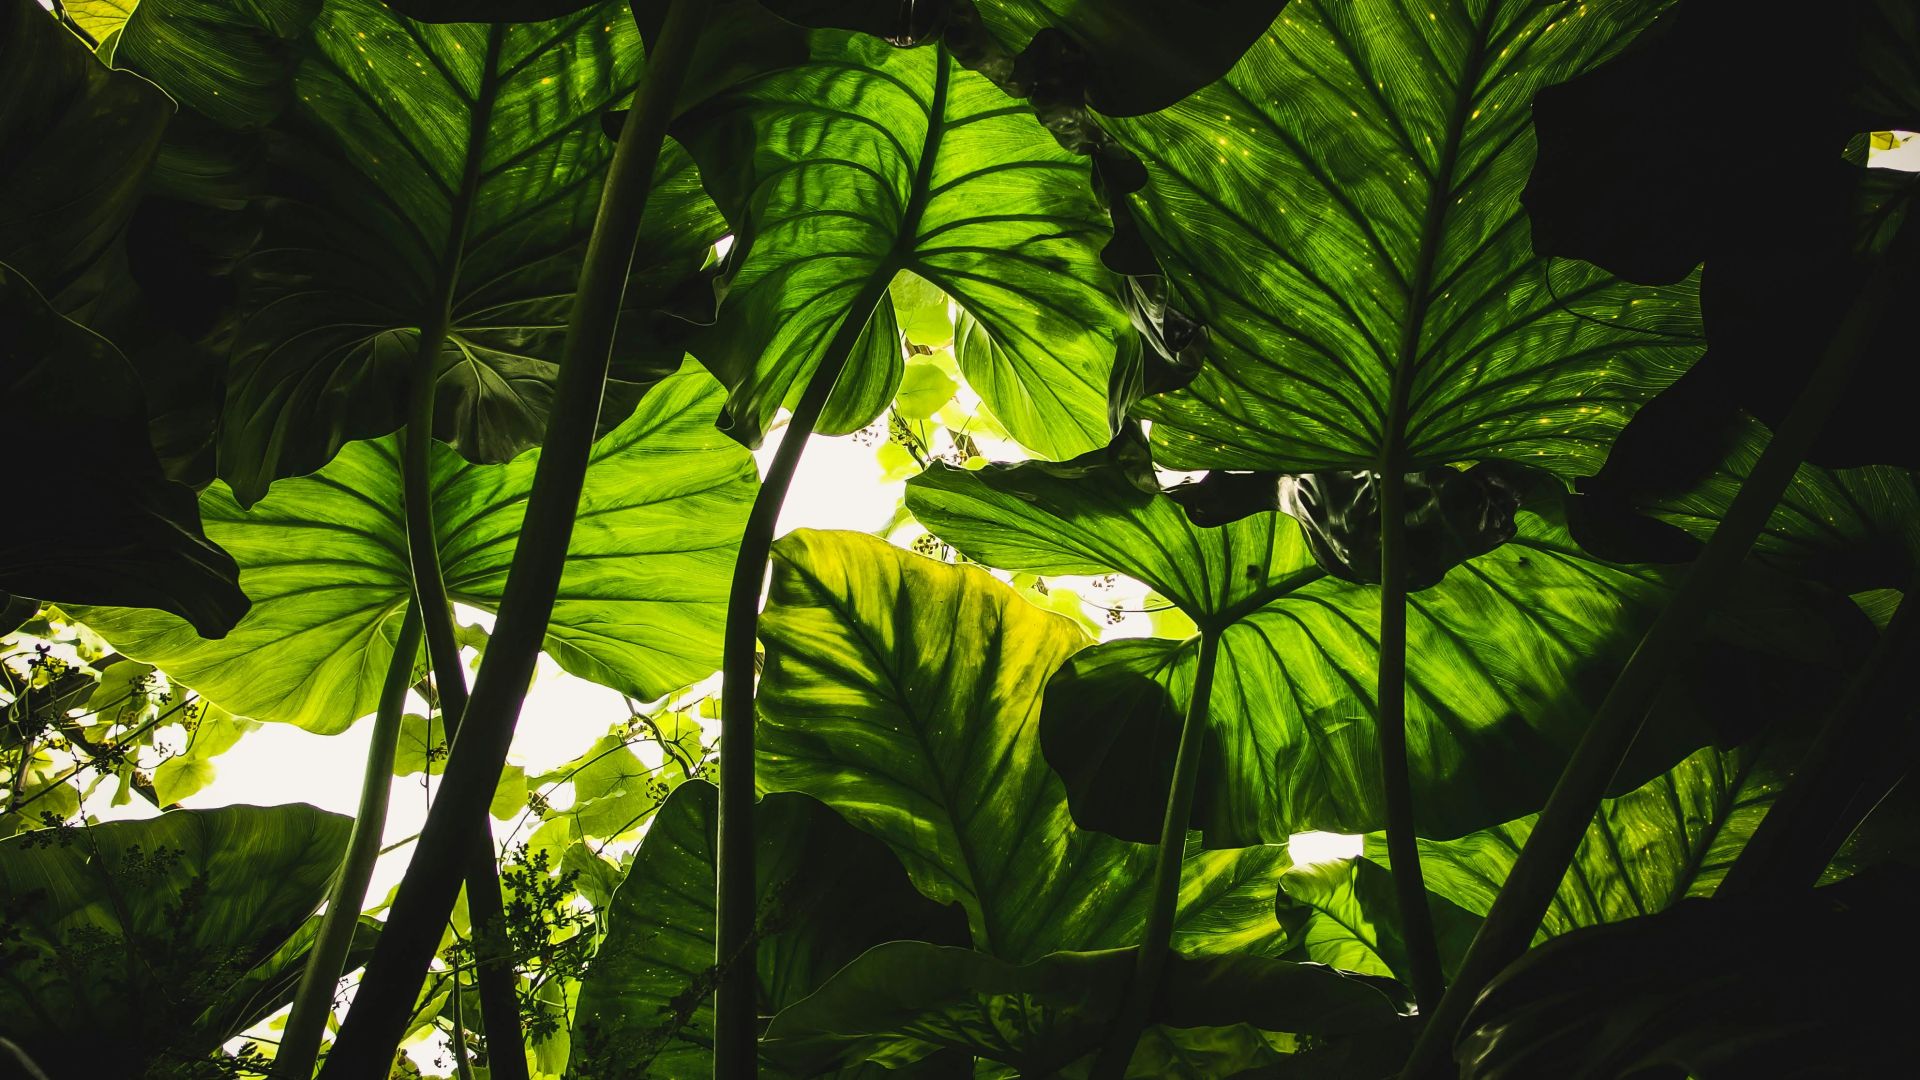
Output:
left=0, top=0, right=168, bottom=313
left=0, top=266, right=246, bottom=637
left=117, top=0, right=726, bottom=502
left=1103, top=0, right=1701, bottom=475
left=0, top=804, right=350, bottom=1078
left=73, top=365, right=755, bottom=733
left=569, top=781, right=968, bottom=1079
left=763, top=942, right=1402, bottom=1076
left=756, top=530, right=1292, bottom=958
left=677, top=31, right=1128, bottom=458
left=906, top=453, right=1860, bottom=845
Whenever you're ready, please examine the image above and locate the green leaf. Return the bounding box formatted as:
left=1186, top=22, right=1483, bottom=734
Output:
left=153, top=702, right=262, bottom=804
left=890, top=270, right=953, bottom=348
left=490, top=763, right=528, bottom=820
left=905, top=450, right=1862, bottom=845
left=0, top=804, right=351, bottom=1077
left=1104, top=0, right=1701, bottom=476
left=117, top=0, right=726, bottom=503
left=1399, top=739, right=1792, bottom=941
left=0, top=0, right=168, bottom=313
left=64, top=0, right=140, bottom=42
left=1274, top=856, right=1481, bottom=988
left=394, top=712, right=447, bottom=776
left=73, top=364, right=756, bottom=733
left=757, top=530, right=1291, bottom=958
left=893, top=360, right=958, bottom=420
left=679, top=33, right=1128, bottom=457
left=0, top=265, right=248, bottom=637
left=763, top=942, right=1403, bottom=1076
left=568, top=781, right=969, bottom=1079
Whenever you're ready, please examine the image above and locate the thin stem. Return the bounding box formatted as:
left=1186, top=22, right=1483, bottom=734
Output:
left=1089, top=629, right=1222, bottom=1079
left=448, top=955, right=477, bottom=1080
left=1377, top=467, right=1445, bottom=1014
left=275, top=604, right=422, bottom=1080
left=316, top=4, right=707, bottom=1073
left=1717, top=584, right=1920, bottom=895
left=1398, top=225, right=1901, bottom=1080
left=714, top=268, right=900, bottom=1080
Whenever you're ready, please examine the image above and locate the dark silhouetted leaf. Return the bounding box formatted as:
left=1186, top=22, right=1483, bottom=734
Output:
left=118, top=0, right=726, bottom=503
left=1456, top=869, right=1920, bottom=1080
left=0, top=804, right=351, bottom=1079
left=568, top=781, right=969, bottom=1079
left=762, top=942, right=1402, bottom=1076
left=0, top=265, right=247, bottom=638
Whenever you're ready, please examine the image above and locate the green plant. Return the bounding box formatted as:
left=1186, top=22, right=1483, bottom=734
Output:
left=3, top=0, right=1917, bottom=1077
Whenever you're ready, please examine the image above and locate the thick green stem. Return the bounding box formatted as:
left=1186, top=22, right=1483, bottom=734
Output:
left=1089, top=630, right=1221, bottom=1080
left=274, top=603, right=421, bottom=1080
left=1718, top=586, right=1920, bottom=895
left=316, top=4, right=705, bottom=1073
left=1377, top=468, right=1445, bottom=1015
left=1398, top=233, right=1897, bottom=1080
left=402, top=323, right=528, bottom=1080
left=714, top=270, right=899, bottom=1080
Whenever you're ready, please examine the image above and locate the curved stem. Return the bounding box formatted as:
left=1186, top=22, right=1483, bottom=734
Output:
left=274, top=604, right=421, bottom=1080
left=403, top=319, right=528, bottom=1080
left=1377, top=467, right=1444, bottom=1015
left=1398, top=227, right=1899, bottom=1080
left=714, top=269, right=899, bottom=1080
left=1718, top=584, right=1920, bottom=895
left=1089, top=629, right=1221, bottom=1079
left=315, top=4, right=707, bottom=1073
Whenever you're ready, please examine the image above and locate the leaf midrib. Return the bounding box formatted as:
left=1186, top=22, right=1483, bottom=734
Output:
left=1379, top=3, right=1497, bottom=473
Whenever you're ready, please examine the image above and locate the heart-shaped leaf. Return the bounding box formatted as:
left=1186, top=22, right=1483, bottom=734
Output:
left=117, top=0, right=727, bottom=503
left=1103, top=0, right=1702, bottom=477
left=677, top=31, right=1129, bottom=459
left=72, top=364, right=755, bottom=732
left=906, top=449, right=1864, bottom=845
left=756, top=529, right=1292, bottom=958
left=0, top=804, right=351, bottom=1078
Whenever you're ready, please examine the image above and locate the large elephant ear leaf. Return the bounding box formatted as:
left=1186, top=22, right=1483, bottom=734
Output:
left=676, top=31, right=1129, bottom=458
left=116, top=0, right=727, bottom=504
left=0, top=804, right=351, bottom=1079
left=568, top=781, right=969, bottom=1079
left=1104, top=0, right=1701, bottom=477
left=0, top=266, right=247, bottom=638
left=0, top=0, right=169, bottom=314
left=905, top=452, right=1867, bottom=846
left=71, top=365, right=754, bottom=732
left=755, top=530, right=1291, bottom=960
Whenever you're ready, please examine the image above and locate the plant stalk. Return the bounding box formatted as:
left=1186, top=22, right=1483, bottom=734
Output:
left=402, top=315, right=528, bottom=1080
left=273, top=602, right=421, bottom=1080
left=316, top=3, right=706, bottom=1072
left=1398, top=229, right=1899, bottom=1080
left=1089, top=629, right=1221, bottom=1080
left=1377, top=467, right=1445, bottom=1015
left=714, top=269, right=899, bottom=1079
left=1717, top=585, right=1920, bottom=895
